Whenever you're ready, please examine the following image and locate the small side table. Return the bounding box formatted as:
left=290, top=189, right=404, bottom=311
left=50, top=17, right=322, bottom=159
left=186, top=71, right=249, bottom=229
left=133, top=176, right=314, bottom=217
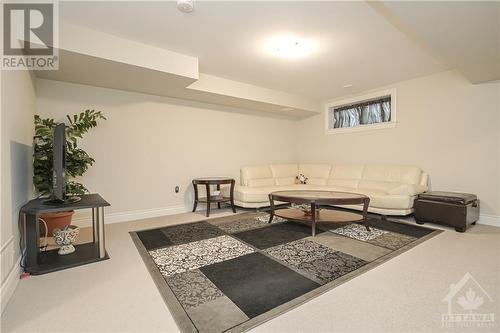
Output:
left=192, top=177, right=236, bottom=217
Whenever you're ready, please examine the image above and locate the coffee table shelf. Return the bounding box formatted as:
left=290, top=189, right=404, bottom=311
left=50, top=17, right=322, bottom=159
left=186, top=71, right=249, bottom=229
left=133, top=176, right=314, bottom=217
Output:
left=274, top=208, right=364, bottom=223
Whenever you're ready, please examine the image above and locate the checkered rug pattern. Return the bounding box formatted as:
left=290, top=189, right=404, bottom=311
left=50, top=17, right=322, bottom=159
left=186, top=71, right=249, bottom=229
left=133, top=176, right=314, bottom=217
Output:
left=132, top=212, right=438, bottom=333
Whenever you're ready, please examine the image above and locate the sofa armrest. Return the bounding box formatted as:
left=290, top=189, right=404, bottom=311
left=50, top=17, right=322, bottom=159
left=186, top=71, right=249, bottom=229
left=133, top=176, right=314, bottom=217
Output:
left=387, top=184, right=428, bottom=196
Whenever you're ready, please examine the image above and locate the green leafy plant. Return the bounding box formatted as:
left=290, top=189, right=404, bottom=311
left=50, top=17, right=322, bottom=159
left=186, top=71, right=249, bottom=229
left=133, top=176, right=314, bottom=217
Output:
left=33, top=110, right=106, bottom=197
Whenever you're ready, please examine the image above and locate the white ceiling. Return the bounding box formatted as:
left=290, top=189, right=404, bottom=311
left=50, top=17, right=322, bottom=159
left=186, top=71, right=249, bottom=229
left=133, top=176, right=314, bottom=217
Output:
left=378, top=1, right=500, bottom=84
left=59, top=1, right=450, bottom=101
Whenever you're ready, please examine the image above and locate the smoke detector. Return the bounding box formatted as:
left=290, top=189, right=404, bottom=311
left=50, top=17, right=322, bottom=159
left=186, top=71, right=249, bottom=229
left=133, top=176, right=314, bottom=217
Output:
left=177, top=0, right=194, bottom=13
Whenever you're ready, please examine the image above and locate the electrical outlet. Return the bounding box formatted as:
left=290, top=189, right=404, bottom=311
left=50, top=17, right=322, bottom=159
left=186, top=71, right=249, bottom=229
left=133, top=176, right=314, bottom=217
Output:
left=174, top=186, right=180, bottom=194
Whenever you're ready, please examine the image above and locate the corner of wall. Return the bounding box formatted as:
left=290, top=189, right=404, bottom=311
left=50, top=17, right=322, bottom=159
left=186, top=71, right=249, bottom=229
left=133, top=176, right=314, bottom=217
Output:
left=1, top=68, right=36, bottom=314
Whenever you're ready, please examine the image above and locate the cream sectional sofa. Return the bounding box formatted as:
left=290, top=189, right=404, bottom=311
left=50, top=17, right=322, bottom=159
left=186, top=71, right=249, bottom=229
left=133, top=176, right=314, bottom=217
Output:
left=229, top=164, right=429, bottom=216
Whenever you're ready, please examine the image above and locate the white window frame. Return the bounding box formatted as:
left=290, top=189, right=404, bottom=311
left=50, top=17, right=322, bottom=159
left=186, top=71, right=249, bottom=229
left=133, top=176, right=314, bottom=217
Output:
left=324, top=88, right=397, bottom=135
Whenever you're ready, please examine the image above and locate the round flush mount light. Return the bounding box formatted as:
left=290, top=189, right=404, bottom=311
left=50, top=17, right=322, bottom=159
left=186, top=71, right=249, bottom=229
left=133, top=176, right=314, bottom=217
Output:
left=264, top=35, right=317, bottom=59
left=343, top=84, right=353, bottom=89
left=177, top=0, right=194, bottom=13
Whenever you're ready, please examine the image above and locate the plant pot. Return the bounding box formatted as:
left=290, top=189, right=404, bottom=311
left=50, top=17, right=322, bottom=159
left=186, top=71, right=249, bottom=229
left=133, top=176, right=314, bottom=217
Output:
left=39, top=211, right=75, bottom=236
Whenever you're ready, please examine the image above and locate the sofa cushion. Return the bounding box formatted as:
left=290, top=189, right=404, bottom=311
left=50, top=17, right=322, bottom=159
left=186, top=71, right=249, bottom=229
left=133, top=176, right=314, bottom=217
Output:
left=349, top=188, right=387, bottom=197
left=233, top=184, right=415, bottom=210
left=369, top=194, right=414, bottom=210
left=387, top=184, right=428, bottom=196
left=233, top=186, right=270, bottom=203
left=307, top=178, right=328, bottom=185
left=241, top=165, right=273, bottom=187
left=234, top=185, right=297, bottom=203
left=296, top=184, right=356, bottom=192
left=298, top=164, right=332, bottom=178
left=235, top=184, right=362, bottom=203
left=274, top=178, right=296, bottom=186
left=270, top=164, right=298, bottom=186
left=298, top=164, right=331, bottom=185
left=328, top=178, right=360, bottom=188
left=327, top=164, right=364, bottom=188
left=357, top=180, right=400, bottom=193
left=362, top=165, right=422, bottom=185
left=352, top=188, right=413, bottom=209
left=247, top=178, right=275, bottom=187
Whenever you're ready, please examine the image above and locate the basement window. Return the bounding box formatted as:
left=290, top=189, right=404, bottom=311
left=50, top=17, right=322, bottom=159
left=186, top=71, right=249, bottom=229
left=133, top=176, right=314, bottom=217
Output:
left=325, top=89, right=396, bottom=134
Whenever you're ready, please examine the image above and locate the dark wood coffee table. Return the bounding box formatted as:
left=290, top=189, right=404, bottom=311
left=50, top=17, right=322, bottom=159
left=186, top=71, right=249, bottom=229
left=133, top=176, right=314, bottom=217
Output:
left=192, top=177, right=236, bottom=217
left=268, top=190, right=370, bottom=236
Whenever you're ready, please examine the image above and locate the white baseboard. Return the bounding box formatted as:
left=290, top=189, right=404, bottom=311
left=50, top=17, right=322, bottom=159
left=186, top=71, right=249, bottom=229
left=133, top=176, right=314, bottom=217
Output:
left=478, top=214, right=500, bottom=227
left=71, top=204, right=191, bottom=227
left=0, top=257, right=21, bottom=315
left=1, top=237, right=21, bottom=314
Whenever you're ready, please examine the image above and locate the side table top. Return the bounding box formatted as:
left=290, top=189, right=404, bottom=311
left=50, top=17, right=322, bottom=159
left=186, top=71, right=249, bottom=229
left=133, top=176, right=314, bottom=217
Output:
left=192, top=177, right=235, bottom=184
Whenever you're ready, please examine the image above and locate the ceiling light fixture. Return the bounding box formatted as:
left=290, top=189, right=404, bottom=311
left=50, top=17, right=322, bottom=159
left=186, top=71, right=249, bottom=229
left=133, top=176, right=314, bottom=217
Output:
left=177, top=0, right=194, bottom=13
left=343, top=84, right=353, bottom=88
left=265, top=35, right=317, bottom=59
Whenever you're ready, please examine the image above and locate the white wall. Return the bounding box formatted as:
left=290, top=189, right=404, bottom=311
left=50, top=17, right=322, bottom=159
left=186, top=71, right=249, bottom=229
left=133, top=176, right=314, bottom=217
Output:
left=35, top=71, right=500, bottom=221
left=1, top=69, right=498, bottom=313
left=297, top=71, right=500, bottom=218
left=35, top=79, right=298, bottom=221
left=1, top=70, right=36, bottom=313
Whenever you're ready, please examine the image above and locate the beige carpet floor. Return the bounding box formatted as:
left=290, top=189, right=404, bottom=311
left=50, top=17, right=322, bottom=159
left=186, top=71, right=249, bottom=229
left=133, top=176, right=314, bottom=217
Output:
left=1, top=209, right=499, bottom=332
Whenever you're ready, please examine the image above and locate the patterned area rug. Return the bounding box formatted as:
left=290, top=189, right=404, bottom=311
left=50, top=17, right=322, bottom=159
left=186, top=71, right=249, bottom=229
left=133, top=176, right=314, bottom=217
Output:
left=130, top=212, right=441, bottom=333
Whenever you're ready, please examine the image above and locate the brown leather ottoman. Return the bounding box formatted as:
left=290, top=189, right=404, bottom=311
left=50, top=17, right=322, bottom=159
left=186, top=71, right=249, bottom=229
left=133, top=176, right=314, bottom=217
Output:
left=414, top=191, right=479, bottom=232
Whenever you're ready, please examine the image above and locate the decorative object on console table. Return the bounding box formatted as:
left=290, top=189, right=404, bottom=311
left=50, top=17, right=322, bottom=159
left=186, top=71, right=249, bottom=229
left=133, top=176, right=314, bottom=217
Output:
left=192, top=177, right=236, bottom=217
left=414, top=191, right=479, bottom=232
left=53, top=225, right=80, bottom=255
left=20, top=193, right=110, bottom=275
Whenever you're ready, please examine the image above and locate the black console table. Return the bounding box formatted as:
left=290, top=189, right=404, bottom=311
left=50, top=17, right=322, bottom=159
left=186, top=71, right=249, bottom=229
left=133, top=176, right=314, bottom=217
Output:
left=20, top=193, right=110, bottom=275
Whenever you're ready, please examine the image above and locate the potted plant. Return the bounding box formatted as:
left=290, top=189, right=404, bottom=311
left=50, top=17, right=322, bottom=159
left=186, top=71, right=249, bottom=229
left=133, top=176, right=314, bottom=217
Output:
left=33, top=110, right=106, bottom=234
